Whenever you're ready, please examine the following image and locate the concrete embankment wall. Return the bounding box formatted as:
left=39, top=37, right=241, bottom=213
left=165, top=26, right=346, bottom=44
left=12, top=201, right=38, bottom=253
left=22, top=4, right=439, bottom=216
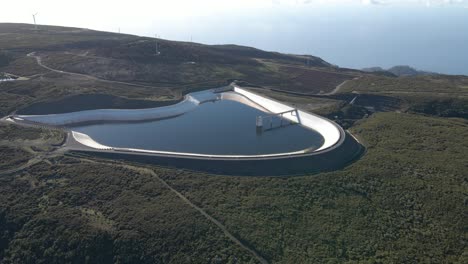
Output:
left=233, top=86, right=342, bottom=151
left=16, top=90, right=219, bottom=126
left=71, top=131, right=364, bottom=176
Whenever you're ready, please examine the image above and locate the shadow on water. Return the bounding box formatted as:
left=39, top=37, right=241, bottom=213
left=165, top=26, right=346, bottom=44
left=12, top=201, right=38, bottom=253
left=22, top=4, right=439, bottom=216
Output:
left=17, top=94, right=181, bottom=115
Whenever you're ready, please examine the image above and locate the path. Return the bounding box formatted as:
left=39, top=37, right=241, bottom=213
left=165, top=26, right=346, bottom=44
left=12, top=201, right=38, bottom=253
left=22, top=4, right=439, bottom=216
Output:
left=0, top=120, right=269, bottom=263
left=145, top=167, right=269, bottom=264
left=71, top=155, right=269, bottom=264
left=0, top=147, right=66, bottom=176
left=27, top=52, right=162, bottom=89
left=322, top=77, right=360, bottom=95
left=26, top=52, right=228, bottom=92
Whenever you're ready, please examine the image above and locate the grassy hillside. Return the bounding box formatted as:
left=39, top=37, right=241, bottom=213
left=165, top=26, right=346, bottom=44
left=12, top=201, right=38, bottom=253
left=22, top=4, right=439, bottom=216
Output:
left=161, top=113, right=467, bottom=263
left=341, top=75, right=468, bottom=95
left=339, top=75, right=468, bottom=119
left=0, top=23, right=358, bottom=116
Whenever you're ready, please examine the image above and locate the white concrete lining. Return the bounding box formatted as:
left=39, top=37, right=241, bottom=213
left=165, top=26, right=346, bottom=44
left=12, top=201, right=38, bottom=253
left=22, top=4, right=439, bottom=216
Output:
left=3, top=117, right=16, bottom=123
left=220, top=91, right=270, bottom=112
left=233, top=86, right=342, bottom=151
left=71, top=131, right=112, bottom=150
left=16, top=90, right=218, bottom=126
left=16, top=86, right=344, bottom=158
left=111, top=147, right=307, bottom=159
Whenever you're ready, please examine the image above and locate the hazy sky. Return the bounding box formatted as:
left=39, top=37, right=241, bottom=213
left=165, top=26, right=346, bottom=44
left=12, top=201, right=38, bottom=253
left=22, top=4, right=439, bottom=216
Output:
left=2, top=0, right=468, bottom=74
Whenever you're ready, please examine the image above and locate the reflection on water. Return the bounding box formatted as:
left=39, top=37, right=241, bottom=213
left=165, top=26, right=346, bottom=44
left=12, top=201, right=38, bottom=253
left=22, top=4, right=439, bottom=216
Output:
left=71, top=100, right=324, bottom=155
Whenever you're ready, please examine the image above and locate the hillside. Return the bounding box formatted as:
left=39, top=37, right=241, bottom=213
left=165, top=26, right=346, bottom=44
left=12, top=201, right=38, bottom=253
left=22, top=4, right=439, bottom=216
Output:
left=0, top=23, right=467, bottom=263
left=0, top=23, right=364, bottom=116
left=362, top=65, right=433, bottom=77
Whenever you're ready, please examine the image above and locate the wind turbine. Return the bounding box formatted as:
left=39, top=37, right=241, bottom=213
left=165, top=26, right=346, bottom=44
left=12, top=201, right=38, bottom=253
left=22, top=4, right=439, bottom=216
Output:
left=32, top=13, right=38, bottom=30
left=155, top=34, right=160, bottom=55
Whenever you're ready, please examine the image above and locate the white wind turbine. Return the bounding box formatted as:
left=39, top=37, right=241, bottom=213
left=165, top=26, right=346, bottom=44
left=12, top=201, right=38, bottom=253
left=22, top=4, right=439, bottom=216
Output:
left=155, top=34, right=161, bottom=55
left=32, top=13, right=38, bottom=30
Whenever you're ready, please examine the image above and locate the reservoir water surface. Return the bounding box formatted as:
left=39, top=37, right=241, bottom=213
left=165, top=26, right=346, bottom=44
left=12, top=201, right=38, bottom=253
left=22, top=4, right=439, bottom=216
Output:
left=70, top=99, right=325, bottom=155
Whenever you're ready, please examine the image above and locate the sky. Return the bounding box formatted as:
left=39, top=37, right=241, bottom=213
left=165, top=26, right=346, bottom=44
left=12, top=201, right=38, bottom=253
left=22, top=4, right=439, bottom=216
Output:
left=1, top=0, right=468, bottom=74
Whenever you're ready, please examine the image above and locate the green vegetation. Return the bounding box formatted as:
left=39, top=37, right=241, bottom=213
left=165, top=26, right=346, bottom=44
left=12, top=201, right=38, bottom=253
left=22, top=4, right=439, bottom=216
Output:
left=0, top=146, right=32, bottom=170
left=0, top=123, right=256, bottom=263
left=1, top=56, right=48, bottom=77
left=342, top=75, right=468, bottom=95
left=0, top=24, right=135, bottom=50
left=404, top=95, right=468, bottom=119
left=0, top=123, right=63, bottom=142
left=337, top=73, right=468, bottom=120
left=0, top=160, right=255, bottom=263
left=1, top=112, right=466, bottom=263
left=0, top=122, right=64, bottom=171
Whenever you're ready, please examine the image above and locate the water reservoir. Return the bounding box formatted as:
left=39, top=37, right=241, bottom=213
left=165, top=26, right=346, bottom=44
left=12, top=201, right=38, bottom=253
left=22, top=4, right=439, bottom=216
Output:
left=11, top=86, right=364, bottom=175
left=70, top=99, right=324, bottom=155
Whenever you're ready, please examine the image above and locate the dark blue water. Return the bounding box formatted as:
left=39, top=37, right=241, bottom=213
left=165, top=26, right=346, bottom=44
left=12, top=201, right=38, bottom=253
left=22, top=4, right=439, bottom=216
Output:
left=71, top=100, right=324, bottom=155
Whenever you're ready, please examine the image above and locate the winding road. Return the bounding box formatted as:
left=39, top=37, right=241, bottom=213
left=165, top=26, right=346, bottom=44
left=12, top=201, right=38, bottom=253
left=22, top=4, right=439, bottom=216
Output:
left=27, top=52, right=163, bottom=89
left=322, top=77, right=360, bottom=95
left=26, top=52, right=230, bottom=94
